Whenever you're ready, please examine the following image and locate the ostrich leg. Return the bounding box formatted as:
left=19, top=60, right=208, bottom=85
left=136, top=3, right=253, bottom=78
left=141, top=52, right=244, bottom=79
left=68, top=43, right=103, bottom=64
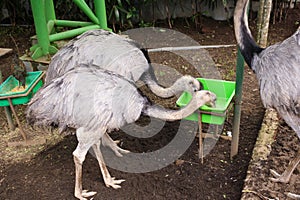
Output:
left=270, top=149, right=300, bottom=200
left=102, top=133, right=130, bottom=157
left=270, top=149, right=300, bottom=183
left=73, top=127, right=98, bottom=200
left=92, top=140, right=125, bottom=188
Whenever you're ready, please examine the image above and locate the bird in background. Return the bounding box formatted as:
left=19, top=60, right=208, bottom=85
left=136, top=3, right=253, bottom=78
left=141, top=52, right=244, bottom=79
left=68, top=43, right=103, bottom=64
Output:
left=10, top=35, right=26, bottom=88
left=46, top=29, right=202, bottom=97
left=11, top=53, right=26, bottom=88
left=234, top=0, right=300, bottom=198
left=26, top=65, right=217, bottom=200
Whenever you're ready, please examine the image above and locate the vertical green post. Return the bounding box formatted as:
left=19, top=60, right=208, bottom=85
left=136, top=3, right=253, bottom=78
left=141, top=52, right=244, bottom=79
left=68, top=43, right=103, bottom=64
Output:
left=45, top=0, right=56, bottom=34
left=94, top=0, right=108, bottom=29
left=231, top=49, right=244, bottom=159
left=30, top=0, right=50, bottom=57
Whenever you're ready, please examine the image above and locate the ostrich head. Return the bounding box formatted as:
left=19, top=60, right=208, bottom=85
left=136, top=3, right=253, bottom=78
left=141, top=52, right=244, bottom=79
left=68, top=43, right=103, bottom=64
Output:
left=197, top=90, right=217, bottom=108
left=172, top=75, right=202, bottom=95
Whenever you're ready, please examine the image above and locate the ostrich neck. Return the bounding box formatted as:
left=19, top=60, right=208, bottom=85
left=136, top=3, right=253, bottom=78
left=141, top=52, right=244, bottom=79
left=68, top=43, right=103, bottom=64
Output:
left=234, top=0, right=263, bottom=69
left=143, top=96, right=202, bottom=121
left=142, top=72, right=180, bottom=98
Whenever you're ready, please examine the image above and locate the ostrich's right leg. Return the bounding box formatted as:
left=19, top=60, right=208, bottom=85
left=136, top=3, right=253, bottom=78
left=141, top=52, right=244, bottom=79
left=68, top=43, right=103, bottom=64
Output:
left=73, top=127, right=98, bottom=200
left=270, top=149, right=300, bottom=183
left=92, top=140, right=125, bottom=188
left=102, top=133, right=130, bottom=157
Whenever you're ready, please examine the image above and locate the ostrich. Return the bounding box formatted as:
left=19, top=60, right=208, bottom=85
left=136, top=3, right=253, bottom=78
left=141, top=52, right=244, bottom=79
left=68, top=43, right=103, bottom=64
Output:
left=26, top=65, right=216, bottom=200
left=45, top=29, right=202, bottom=98
left=234, top=0, right=300, bottom=198
left=46, top=29, right=203, bottom=157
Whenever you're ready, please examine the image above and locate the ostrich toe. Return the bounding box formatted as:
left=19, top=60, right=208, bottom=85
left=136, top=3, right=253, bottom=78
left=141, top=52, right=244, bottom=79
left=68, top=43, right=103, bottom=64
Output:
left=269, top=169, right=290, bottom=183
left=75, top=189, right=97, bottom=200
left=286, top=192, right=300, bottom=200
left=104, top=176, right=125, bottom=189
left=102, top=134, right=130, bottom=157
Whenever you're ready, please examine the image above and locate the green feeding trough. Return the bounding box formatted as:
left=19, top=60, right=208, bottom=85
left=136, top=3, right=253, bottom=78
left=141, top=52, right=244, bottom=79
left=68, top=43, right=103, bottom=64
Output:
left=176, top=78, right=236, bottom=125
left=0, top=71, right=44, bottom=106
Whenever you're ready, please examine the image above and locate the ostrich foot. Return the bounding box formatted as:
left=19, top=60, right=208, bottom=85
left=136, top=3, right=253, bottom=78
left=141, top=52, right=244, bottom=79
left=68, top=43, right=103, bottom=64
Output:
left=102, top=134, right=130, bottom=157
left=75, top=189, right=97, bottom=200
left=286, top=192, right=300, bottom=200
left=269, top=169, right=290, bottom=183
left=109, top=144, right=130, bottom=157
left=104, top=176, right=125, bottom=189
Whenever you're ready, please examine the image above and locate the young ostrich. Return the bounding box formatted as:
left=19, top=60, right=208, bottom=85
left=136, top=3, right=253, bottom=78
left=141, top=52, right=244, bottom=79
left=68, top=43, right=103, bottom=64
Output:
left=234, top=0, right=300, bottom=198
left=27, top=65, right=216, bottom=200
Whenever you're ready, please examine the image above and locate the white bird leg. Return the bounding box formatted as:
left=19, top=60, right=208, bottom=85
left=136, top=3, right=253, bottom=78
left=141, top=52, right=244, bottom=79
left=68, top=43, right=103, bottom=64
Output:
left=102, top=133, right=130, bottom=157
left=73, top=156, right=97, bottom=200
left=73, top=127, right=98, bottom=200
left=92, top=140, right=125, bottom=189
left=270, top=149, right=300, bottom=183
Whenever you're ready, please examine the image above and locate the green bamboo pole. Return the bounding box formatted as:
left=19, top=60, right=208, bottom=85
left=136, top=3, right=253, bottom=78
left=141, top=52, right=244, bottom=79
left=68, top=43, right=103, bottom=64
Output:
left=94, top=0, right=108, bottom=29
left=30, top=0, right=50, bottom=57
left=45, top=0, right=56, bottom=35
left=30, top=0, right=58, bottom=60
left=73, top=0, right=100, bottom=24
left=231, top=49, right=244, bottom=159
left=49, top=25, right=101, bottom=42
left=55, top=20, right=94, bottom=27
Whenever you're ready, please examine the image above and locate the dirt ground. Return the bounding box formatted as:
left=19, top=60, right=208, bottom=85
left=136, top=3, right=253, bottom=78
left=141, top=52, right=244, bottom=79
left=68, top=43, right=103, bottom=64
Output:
left=0, top=7, right=299, bottom=200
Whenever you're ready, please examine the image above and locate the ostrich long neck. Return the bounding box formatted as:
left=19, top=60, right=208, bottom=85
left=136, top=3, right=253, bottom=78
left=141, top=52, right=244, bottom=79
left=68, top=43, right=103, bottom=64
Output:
left=143, top=95, right=205, bottom=121
left=142, top=72, right=181, bottom=98
left=234, top=0, right=264, bottom=69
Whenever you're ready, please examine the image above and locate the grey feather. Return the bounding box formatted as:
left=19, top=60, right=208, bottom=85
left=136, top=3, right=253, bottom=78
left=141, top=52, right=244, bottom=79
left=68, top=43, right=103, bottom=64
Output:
left=27, top=66, right=146, bottom=133
left=46, top=29, right=149, bottom=84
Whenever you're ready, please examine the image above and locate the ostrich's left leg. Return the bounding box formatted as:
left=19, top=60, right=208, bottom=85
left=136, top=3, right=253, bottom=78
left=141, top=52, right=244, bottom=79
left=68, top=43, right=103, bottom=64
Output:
left=102, top=133, right=130, bottom=157
left=73, top=127, right=98, bottom=200
left=92, top=140, right=125, bottom=189
left=270, top=148, right=300, bottom=183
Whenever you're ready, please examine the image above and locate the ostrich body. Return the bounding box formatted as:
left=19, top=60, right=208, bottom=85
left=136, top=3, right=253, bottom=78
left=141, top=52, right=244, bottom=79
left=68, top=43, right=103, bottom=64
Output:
left=234, top=0, right=300, bottom=198
left=46, top=29, right=201, bottom=97
left=27, top=65, right=216, bottom=200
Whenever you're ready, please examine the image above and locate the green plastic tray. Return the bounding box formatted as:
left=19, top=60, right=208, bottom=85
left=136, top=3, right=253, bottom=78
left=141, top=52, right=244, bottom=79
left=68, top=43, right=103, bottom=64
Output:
left=176, top=78, right=235, bottom=125
left=0, top=71, right=44, bottom=106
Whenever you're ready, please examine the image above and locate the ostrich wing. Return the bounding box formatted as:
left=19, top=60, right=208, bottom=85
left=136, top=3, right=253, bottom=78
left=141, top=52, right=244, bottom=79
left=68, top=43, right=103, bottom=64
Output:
left=27, top=66, right=147, bottom=132
left=46, top=29, right=149, bottom=84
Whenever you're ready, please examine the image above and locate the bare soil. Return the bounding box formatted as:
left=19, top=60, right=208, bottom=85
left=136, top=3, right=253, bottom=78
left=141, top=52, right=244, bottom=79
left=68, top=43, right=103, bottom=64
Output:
left=0, top=7, right=299, bottom=200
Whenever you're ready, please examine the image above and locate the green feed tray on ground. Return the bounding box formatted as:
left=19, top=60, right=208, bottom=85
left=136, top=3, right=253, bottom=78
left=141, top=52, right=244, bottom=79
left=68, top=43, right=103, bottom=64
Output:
left=0, top=71, right=44, bottom=106
left=176, top=78, right=235, bottom=125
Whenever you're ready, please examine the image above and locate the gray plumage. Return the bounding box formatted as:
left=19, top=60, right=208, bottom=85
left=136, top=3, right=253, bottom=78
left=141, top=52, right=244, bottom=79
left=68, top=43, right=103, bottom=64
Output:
left=27, top=64, right=216, bottom=200
left=46, top=30, right=148, bottom=84
left=46, top=29, right=201, bottom=98
left=234, top=0, right=300, bottom=197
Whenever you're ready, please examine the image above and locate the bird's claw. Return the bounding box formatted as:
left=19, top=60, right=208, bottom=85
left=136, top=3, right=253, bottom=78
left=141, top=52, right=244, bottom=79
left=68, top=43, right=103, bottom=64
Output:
left=104, top=177, right=125, bottom=189
left=269, top=169, right=289, bottom=183
left=75, top=189, right=97, bottom=200
left=113, top=147, right=130, bottom=157
left=286, top=192, right=300, bottom=200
